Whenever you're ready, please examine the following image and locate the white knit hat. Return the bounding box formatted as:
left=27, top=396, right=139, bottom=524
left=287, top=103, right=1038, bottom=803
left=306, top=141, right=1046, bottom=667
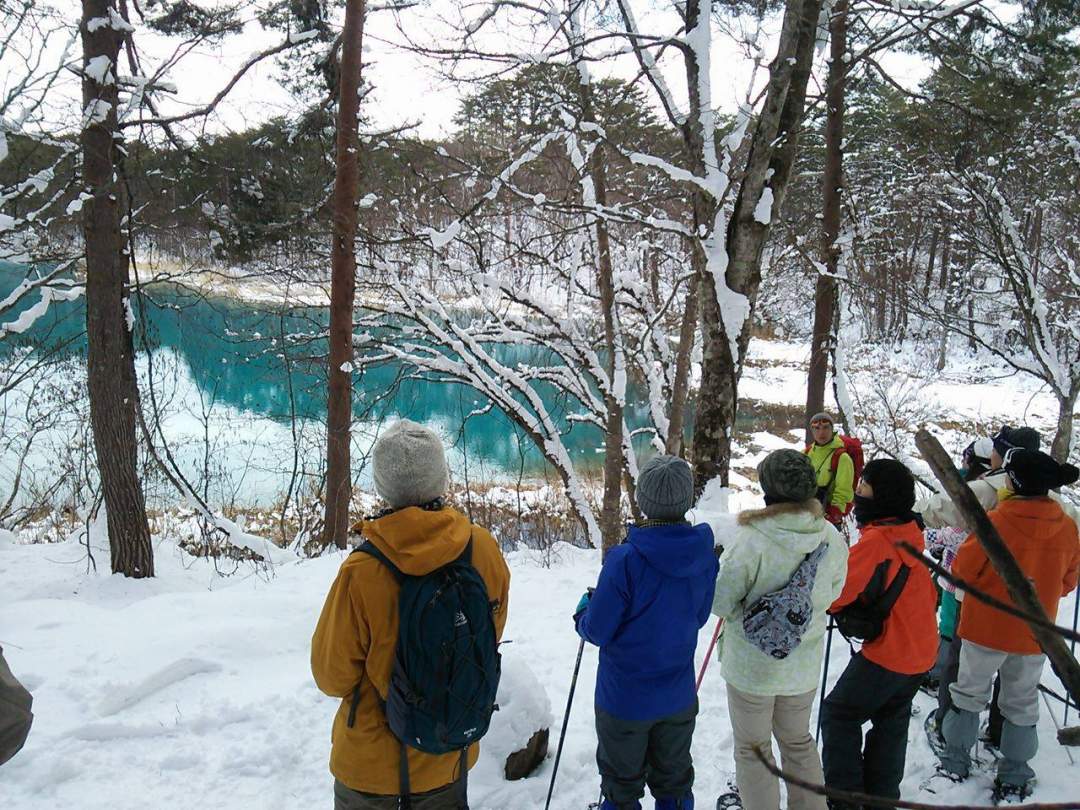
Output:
left=372, top=419, right=449, bottom=508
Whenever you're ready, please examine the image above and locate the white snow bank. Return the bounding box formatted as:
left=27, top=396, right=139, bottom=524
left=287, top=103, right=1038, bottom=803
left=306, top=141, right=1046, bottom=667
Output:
left=1, top=531, right=1077, bottom=809
left=483, top=655, right=554, bottom=767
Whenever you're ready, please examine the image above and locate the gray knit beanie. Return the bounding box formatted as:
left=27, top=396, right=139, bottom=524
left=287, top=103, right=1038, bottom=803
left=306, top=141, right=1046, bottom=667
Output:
left=636, top=455, right=694, bottom=521
left=372, top=419, right=449, bottom=509
left=757, top=449, right=817, bottom=504
left=809, top=412, right=834, bottom=426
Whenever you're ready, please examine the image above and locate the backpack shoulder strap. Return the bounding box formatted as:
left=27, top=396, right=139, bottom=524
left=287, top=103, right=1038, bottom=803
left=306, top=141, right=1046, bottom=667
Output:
left=877, top=562, right=911, bottom=613
left=829, top=446, right=849, bottom=473
left=457, top=534, right=474, bottom=566
left=860, top=558, right=892, bottom=602
left=355, top=540, right=405, bottom=583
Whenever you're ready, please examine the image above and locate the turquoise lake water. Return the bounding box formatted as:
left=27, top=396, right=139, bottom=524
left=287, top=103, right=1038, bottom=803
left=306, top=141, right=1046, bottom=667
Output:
left=0, top=261, right=674, bottom=502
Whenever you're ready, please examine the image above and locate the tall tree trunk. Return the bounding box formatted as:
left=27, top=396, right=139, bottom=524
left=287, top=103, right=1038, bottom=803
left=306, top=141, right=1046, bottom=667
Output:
left=81, top=0, right=154, bottom=578
left=934, top=235, right=954, bottom=371
left=922, top=227, right=939, bottom=299
left=692, top=0, right=825, bottom=490
left=805, top=0, right=847, bottom=444
left=593, top=155, right=625, bottom=555
left=577, top=71, right=624, bottom=555
left=320, top=0, right=366, bottom=550
left=1051, top=385, right=1078, bottom=463
left=666, top=270, right=699, bottom=458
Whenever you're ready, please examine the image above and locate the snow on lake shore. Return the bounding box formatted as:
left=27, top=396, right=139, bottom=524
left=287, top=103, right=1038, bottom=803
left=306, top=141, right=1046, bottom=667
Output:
left=2, top=520, right=1078, bottom=809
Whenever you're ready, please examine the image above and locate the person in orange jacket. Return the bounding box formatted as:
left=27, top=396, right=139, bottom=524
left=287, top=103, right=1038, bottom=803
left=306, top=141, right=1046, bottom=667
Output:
left=929, top=449, right=1080, bottom=803
left=820, top=459, right=938, bottom=809
left=311, top=420, right=511, bottom=810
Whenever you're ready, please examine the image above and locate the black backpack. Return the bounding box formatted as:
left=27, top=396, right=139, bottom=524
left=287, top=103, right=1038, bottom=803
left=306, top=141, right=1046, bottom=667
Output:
left=832, top=558, right=910, bottom=643
left=353, top=537, right=501, bottom=808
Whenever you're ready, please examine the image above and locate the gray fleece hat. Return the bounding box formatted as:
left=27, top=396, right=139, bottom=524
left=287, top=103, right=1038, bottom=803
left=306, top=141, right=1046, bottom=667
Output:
left=636, top=454, right=694, bottom=521
left=758, top=449, right=817, bottom=503
left=372, top=419, right=449, bottom=508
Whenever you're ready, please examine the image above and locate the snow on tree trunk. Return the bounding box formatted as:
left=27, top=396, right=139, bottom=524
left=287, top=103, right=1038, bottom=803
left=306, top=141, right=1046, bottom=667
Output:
left=692, top=0, right=825, bottom=490
left=320, top=0, right=366, bottom=550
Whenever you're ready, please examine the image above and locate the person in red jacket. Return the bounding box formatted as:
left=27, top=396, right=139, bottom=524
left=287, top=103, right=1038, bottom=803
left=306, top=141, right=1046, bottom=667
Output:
left=929, top=449, right=1080, bottom=803
left=820, top=459, right=938, bottom=809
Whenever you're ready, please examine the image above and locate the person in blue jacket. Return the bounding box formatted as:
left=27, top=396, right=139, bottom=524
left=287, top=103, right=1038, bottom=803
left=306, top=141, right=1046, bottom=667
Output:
left=575, top=454, right=718, bottom=810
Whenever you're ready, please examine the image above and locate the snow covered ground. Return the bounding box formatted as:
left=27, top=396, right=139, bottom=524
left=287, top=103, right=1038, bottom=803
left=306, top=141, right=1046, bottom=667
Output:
left=2, top=337, right=1078, bottom=808
left=2, top=508, right=1079, bottom=810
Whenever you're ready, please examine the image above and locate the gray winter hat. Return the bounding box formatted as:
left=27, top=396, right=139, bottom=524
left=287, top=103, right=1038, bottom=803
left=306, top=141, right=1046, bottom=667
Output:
left=758, top=449, right=817, bottom=503
left=809, top=412, right=834, bottom=426
left=636, top=454, right=694, bottom=521
left=372, top=419, right=449, bottom=509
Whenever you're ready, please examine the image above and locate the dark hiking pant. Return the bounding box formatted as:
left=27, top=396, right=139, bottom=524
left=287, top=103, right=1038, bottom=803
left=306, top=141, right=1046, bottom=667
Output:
left=334, top=779, right=463, bottom=810
left=595, top=699, right=697, bottom=807
left=821, top=654, right=924, bottom=805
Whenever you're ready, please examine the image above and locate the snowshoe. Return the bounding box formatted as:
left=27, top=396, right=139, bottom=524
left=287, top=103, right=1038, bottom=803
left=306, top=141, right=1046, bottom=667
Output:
left=992, top=779, right=1034, bottom=805
left=919, top=766, right=965, bottom=795
left=979, top=737, right=1003, bottom=764
left=924, top=712, right=997, bottom=773
left=924, top=711, right=946, bottom=759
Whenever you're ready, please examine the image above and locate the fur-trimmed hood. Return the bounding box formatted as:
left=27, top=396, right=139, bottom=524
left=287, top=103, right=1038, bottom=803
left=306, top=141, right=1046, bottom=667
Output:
left=733, top=498, right=830, bottom=556
left=737, top=498, right=823, bottom=526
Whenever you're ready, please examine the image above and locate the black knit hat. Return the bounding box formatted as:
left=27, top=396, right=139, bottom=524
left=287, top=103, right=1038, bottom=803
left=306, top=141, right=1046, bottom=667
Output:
left=1004, top=449, right=1080, bottom=496
left=860, top=458, right=916, bottom=516
left=758, top=449, right=817, bottom=504
left=991, top=426, right=1041, bottom=458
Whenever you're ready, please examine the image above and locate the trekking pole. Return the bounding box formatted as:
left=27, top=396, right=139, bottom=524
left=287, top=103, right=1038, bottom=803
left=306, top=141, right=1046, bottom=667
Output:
left=1068, top=590, right=1079, bottom=727
left=545, top=637, right=586, bottom=810
left=696, top=617, right=724, bottom=693
left=1041, top=688, right=1076, bottom=766
left=815, top=618, right=835, bottom=742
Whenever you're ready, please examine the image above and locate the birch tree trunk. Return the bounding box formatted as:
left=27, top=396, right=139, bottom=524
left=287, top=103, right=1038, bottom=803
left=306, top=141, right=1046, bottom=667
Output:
left=81, top=0, right=154, bottom=578
left=320, top=0, right=366, bottom=549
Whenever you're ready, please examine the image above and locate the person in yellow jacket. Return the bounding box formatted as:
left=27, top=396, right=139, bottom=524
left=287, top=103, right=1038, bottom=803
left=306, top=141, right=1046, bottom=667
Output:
left=311, top=419, right=511, bottom=810
left=804, top=413, right=855, bottom=526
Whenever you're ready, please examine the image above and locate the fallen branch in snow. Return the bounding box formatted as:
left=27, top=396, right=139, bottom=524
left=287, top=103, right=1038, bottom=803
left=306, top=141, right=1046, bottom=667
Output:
left=898, top=543, right=1080, bottom=646
left=753, top=747, right=1080, bottom=809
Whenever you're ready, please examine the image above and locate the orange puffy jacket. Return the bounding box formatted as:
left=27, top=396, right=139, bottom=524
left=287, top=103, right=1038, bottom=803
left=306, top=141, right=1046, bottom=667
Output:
left=954, top=497, right=1080, bottom=655
left=830, top=519, right=938, bottom=675
left=311, top=507, right=511, bottom=795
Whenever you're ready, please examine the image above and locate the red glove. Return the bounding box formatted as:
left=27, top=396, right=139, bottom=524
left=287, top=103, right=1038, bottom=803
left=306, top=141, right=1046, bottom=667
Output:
left=825, top=504, right=844, bottom=525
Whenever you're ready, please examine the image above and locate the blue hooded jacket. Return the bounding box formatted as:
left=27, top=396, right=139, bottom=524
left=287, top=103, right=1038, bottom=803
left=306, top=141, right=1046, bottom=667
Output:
left=575, top=522, right=718, bottom=722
